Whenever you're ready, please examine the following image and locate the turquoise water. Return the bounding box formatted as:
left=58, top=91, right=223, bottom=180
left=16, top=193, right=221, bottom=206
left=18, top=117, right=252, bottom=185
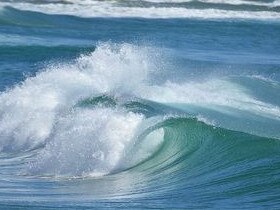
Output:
left=0, top=1, right=280, bottom=209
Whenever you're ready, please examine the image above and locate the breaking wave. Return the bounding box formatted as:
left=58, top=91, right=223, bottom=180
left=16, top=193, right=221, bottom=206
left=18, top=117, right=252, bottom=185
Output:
left=0, top=43, right=279, bottom=179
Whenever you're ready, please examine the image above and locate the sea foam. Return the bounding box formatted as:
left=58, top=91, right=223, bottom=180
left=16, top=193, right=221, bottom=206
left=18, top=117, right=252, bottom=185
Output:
left=0, top=43, right=156, bottom=153
left=1, top=1, right=279, bottom=20
left=0, top=42, right=279, bottom=177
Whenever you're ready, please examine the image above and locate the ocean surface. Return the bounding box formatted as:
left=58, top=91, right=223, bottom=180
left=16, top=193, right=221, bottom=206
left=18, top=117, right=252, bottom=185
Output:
left=0, top=0, right=280, bottom=209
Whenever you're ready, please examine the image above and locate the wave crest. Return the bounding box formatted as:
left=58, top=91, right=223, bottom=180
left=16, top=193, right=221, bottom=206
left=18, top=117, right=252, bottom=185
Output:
left=0, top=42, right=279, bottom=177
left=0, top=43, right=158, bottom=153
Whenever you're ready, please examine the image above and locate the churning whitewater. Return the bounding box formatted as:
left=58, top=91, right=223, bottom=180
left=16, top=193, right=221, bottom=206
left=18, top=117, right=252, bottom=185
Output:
left=0, top=0, right=280, bottom=209
left=0, top=42, right=279, bottom=177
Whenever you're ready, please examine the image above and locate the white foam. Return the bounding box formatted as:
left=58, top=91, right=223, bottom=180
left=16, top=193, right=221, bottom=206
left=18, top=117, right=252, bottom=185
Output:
left=250, top=75, right=280, bottom=86
left=144, top=0, right=280, bottom=7
left=1, top=1, right=280, bottom=20
left=1, top=42, right=279, bottom=177
left=196, top=114, right=216, bottom=126
left=140, top=79, right=280, bottom=119
left=27, top=108, right=145, bottom=176
left=198, top=0, right=280, bottom=7
left=0, top=43, right=156, bottom=153
left=0, top=42, right=167, bottom=176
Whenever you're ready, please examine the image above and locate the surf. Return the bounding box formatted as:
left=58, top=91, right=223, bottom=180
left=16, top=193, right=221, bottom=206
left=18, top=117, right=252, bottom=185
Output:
left=0, top=42, right=278, bottom=180
left=1, top=2, right=280, bottom=20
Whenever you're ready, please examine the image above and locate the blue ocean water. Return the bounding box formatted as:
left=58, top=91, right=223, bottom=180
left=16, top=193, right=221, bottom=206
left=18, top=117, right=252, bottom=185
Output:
left=0, top=0, right=280, bottom=209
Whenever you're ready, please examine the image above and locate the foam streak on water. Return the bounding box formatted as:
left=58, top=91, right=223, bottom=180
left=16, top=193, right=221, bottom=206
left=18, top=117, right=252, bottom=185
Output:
left=1, top=1, right=280, bottom=20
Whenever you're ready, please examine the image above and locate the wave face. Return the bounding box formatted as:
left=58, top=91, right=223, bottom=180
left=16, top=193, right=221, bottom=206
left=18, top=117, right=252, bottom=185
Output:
left=0, top=42, right=279, bottom=208
left=0, top=2, right=280, bottom=209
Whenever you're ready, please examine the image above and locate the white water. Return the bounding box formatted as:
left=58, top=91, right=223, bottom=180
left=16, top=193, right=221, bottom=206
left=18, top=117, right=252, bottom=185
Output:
left=140, top=79, right=280, bottom=119
left=0, top=42, right=279, bottom=176
left=28, top=108, right=144, bottom=177
left=1, top=1, right=280, bottom=20
left=145, top=0, right=280, bottom=7
left=0, top=43, right=155, bottom=152
left=0, top=43, right=165, bottom=177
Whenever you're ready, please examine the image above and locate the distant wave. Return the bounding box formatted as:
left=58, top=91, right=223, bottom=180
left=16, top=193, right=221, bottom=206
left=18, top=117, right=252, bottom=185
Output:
left=0, top=0, right=280, bottom=20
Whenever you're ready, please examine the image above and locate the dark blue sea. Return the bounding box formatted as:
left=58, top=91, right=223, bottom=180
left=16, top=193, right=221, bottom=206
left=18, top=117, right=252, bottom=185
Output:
left=0, top=0, right=280, bottom=209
